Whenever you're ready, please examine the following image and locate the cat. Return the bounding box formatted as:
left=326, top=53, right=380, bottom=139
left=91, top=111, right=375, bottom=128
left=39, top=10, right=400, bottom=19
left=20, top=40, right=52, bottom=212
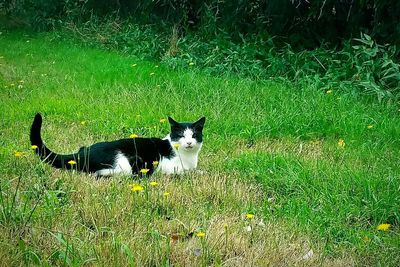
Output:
left=30, top=113, right=205, bottom=177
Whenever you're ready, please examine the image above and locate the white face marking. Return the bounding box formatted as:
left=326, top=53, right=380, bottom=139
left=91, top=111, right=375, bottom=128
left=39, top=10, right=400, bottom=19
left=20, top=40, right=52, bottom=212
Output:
left=175, top=128, right=198, bottom=151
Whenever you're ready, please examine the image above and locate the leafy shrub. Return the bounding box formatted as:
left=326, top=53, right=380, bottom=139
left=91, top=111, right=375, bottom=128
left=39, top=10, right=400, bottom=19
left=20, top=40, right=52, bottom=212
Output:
left=160, top=31, right=400, bottom=101
left=350, top=34, right=400, bottom=101
left=2, top=0, right=62, bottom=30
left=3, top=1, right=400, bottom=50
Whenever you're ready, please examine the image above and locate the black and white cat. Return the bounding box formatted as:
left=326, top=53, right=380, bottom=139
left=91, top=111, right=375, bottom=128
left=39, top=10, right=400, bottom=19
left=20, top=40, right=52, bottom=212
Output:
left=30, top=113, right=205, bottom=176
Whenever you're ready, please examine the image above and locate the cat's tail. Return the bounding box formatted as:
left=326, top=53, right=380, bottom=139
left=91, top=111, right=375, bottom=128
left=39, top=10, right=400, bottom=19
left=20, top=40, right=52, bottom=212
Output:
left=30, top=113, right=76, bottom=169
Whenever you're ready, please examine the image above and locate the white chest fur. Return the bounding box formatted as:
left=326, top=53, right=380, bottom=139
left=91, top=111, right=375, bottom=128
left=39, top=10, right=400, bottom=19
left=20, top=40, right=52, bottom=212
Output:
left=157, top=150, right=200, bottom=174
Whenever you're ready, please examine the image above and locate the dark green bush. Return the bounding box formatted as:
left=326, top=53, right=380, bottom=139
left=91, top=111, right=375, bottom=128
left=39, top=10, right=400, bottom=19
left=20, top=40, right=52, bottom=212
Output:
left=2, top=0, right=66, bottom=30
left=3, top=0, right=400, bottom=50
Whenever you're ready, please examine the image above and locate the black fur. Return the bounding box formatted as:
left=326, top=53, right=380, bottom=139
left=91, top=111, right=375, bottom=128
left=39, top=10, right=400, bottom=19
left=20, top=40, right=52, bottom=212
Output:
left=30, top=113, right=173, bottom=176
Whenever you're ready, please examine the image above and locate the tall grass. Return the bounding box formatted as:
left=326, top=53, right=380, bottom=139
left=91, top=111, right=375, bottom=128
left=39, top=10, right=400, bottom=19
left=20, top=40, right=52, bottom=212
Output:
left=60, top=19, right=400, bottom=102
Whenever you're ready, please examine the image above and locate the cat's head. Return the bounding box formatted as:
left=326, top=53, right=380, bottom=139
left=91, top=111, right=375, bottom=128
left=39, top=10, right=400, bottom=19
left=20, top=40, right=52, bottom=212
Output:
left=168, top=116, right=206, bottom=152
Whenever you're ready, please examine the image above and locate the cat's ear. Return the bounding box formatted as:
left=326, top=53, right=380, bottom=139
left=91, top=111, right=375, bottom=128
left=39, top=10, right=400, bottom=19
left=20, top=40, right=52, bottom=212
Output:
left=168, top=116, right=180, bottom=129
left=193, top=117, right=206, bottom=131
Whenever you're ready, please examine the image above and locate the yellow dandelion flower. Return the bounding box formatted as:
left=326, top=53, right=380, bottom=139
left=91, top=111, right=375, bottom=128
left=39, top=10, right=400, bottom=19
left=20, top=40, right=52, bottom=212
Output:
left=362, top=236, right=371, bottom=242
left=245, top=213, right=255, bottom=220
left=150, top=72, right=155, bottom=76
left=140, top=168, right=150, bottom=174
left=337, top=139, right=345, bottom=148
left=189, top=62, right=195, bottom=66
left=376, top=223, right=391, bottom=231
left=367, top=125, right=374, bottom=129
left=131, top=185, right=144, bottom=192
left=31, top=145, right=38, bottom=149
left=152, top=161, right=159, bottom=166
left=173, top=143, right=180, bottom=150
left=68, top=160, right=77, bottom=165
left=130, top=134, right=139, bottom=138
left=163, top=192, right=170, bottom=198
left=149, top=181, right=158, bottom=187
left=196, top=232, right=205, bottom=238
left=14, top=151, right=23, bottom=157
left=326, top=90, right=333, bottom=94
left=159, top=118, right=167, bottom=123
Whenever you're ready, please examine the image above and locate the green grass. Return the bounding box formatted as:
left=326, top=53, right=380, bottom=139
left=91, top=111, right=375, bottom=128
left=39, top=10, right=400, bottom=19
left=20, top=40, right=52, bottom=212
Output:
left=1, top=31, right=399, bottom=266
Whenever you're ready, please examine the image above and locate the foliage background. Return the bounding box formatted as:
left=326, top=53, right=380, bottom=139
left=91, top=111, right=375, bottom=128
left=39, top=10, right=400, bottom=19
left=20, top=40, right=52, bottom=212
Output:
left=3, top=0, right=400, bottom=49
left=2, top=1, right=399, bottom=102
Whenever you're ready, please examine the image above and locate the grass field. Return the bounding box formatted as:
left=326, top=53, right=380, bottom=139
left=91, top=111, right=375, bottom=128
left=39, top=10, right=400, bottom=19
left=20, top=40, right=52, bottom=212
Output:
left=1, top=31, right=399, bottom=266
